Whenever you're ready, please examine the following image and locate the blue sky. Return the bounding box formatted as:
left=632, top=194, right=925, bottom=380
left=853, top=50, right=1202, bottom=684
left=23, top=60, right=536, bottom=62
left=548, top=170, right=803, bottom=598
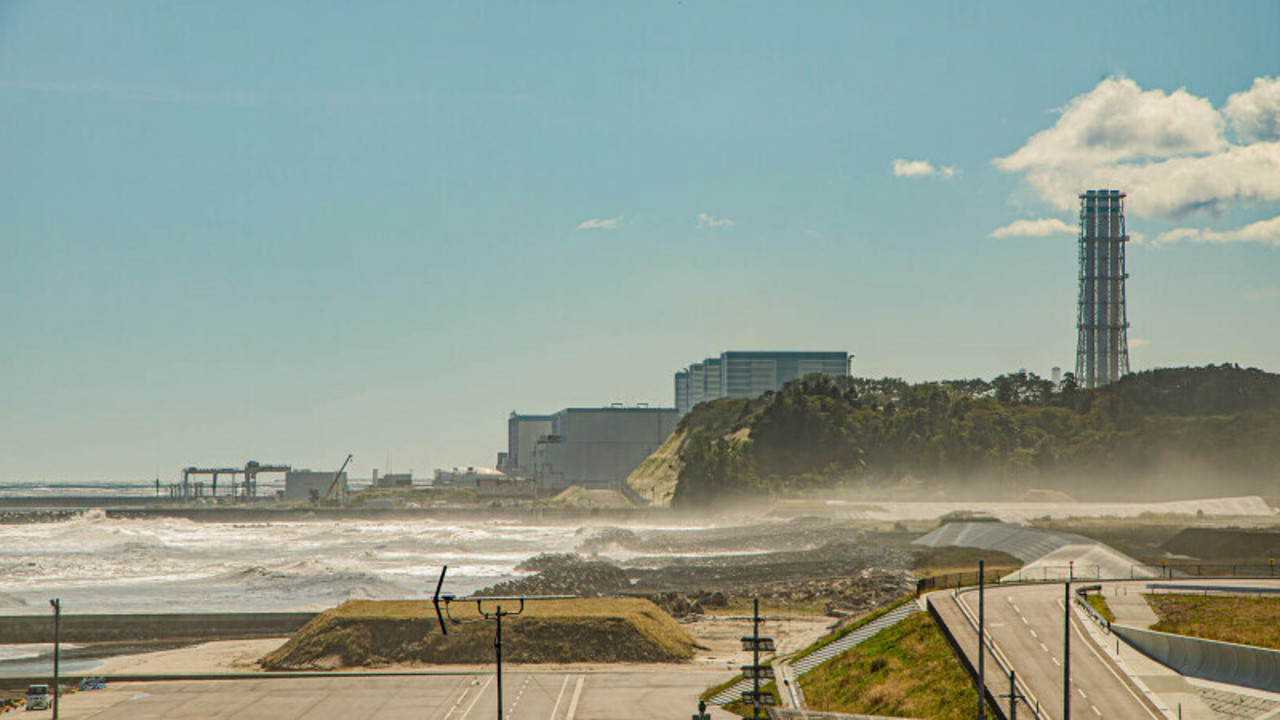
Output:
left=3, top=1, right=1278, bottom=482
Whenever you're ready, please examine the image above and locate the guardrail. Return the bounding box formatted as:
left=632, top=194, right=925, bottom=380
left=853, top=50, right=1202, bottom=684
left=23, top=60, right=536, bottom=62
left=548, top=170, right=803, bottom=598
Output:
left=917, top=562, right=1280, bottom=595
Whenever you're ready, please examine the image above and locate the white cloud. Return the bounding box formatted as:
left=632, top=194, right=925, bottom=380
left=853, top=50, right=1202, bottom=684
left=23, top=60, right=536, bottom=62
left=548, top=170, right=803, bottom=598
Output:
left=995, top=75, right=1280, bottom=221
left=989, top=218, right=1076, bottom=238
left=1129, top=338, right=1151, bottom=348
left=696, top=212, right=734, bottom=229
left=892, top=158, right=956, bottom=179
left=1225, top=76, right=1280, bottom=143
left=576, top=215, right=624, bottom=230
left=1155, top=214, right=1280, bottom=247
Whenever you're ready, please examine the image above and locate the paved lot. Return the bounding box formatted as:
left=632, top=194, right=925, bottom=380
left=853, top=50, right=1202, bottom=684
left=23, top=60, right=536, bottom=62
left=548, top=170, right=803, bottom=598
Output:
left=18, top=669, right=737, bottom=720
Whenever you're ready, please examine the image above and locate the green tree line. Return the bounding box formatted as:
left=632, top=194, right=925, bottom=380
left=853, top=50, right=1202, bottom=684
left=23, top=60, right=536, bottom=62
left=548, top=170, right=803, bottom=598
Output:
left=671, top=364, right=1280, bottom=507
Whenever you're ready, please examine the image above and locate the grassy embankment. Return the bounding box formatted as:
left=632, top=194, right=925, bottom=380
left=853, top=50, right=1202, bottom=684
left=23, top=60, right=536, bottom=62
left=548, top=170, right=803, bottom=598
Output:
left=261, top=598, right=695, bottom=670
left=1146, top=595, right=1280, bottom=649
left=702, top=595, right=996, bottom=718
left=800, top=610, right=995, bottom=719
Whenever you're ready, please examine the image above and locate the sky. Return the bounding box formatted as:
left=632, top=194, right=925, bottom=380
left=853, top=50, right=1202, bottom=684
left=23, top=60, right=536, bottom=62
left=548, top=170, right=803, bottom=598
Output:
left=2, top=1, right=1279, bottom=483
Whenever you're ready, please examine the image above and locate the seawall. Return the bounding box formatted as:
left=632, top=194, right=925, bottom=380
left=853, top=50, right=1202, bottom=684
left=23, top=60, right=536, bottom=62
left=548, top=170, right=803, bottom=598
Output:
left=0, top=612, right=317, bottom=644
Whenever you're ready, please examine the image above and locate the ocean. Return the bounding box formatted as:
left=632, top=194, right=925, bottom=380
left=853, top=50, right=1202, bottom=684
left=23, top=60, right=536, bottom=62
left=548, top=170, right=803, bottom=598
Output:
left=0, top=511, right=593, bottom=616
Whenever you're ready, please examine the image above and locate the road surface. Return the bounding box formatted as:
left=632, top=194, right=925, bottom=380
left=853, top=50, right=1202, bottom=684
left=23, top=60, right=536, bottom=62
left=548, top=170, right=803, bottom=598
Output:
left=17, top=669, right=738, bottom=720
left=930, top=583, right=1162, bottom=719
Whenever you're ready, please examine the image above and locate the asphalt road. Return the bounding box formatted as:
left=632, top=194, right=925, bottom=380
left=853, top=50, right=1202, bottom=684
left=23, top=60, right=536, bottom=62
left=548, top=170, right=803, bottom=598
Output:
left=931, top=584, right=1163, bottom=719
left=19, top=670, right=737, bottom=720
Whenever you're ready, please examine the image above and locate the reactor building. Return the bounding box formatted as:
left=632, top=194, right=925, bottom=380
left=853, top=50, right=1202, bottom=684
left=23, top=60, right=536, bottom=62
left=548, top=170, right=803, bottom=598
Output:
left=1076, top=189, right=1131, bottom=389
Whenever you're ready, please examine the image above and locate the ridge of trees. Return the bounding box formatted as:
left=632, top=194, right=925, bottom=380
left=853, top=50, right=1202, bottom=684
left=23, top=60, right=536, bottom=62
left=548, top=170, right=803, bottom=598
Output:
left=671, top=364, right=1280, bottom=507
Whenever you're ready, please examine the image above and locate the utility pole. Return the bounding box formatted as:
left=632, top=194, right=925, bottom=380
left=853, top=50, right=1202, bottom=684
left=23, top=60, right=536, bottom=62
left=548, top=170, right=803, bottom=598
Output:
left=977, top=559, right=986, bottom=720
left=1000, top=669, right=1024, bottom=720
left=50, top=598, right=60, bottom=720
left=739, top=598, right=775, bottom=716
left=432, top=566, right=573, bottom=720
left=1064, top=581, right=1071, bottom=720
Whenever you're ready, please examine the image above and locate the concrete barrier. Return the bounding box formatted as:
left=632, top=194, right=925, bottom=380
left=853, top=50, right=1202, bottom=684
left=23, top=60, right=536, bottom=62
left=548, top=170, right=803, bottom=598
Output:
left=1112, top=623, right=1280, bottom=694
left=0, top=612, right=316, bottom=644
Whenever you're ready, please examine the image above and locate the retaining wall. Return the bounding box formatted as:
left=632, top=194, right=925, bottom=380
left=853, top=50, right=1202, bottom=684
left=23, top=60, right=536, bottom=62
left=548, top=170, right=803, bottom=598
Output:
left=1112, top=624, right=1280, bottom=694
left=0, top=612, right=316, bottom=644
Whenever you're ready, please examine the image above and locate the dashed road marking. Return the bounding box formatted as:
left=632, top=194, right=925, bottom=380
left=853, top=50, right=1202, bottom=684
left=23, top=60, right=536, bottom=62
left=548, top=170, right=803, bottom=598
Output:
left=1040, top=642, right=1049, bottom=653
left=1030, top=629, right=1038, bottom=639
left=1092, top=705, right=1102, bottom=716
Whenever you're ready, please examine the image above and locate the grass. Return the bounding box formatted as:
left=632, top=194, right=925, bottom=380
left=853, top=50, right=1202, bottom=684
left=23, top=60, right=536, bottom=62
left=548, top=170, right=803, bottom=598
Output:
left=911, top=547, right=1022, bottom=577
left=800, top=611, right=995, bottom=720
left=261, top=597, right=696, bottom=670
left=791, top=595, right=915, bottom=663
left=1085, top=594, right=1116, bottom=623
left=1146, top=594, right=1280, bottom=650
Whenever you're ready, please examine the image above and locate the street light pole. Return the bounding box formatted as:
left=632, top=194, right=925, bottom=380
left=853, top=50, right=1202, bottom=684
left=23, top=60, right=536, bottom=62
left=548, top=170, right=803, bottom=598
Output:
left=50, top=598, right=60, bottom=720
left=1063, top=581, right=1071, bottom=720
left=977, top=559, right=986, bottom=720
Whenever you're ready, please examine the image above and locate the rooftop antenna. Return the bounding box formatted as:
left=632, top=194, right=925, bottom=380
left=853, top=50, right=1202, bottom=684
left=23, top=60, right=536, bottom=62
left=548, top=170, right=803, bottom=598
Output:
left=431, top=566, right=574, bottom=720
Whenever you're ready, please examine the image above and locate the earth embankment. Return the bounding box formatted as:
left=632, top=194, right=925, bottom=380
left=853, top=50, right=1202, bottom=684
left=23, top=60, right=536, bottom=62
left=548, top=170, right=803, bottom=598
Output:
left=260, top=598, right=696, bottom=670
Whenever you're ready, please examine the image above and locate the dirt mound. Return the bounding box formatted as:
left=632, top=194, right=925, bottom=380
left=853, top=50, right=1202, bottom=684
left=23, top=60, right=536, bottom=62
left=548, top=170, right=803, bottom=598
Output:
left=1161, top=528, right=1280, bottom=561
left=260, top=598, right=695, bottom=670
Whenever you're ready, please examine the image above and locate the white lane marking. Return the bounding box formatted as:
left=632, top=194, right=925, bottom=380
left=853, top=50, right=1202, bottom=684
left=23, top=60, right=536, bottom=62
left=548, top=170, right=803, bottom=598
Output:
left=506, top=675, right=532, bottom=714
left=565, top=676, right=585, bottom=720
left=1079, top=688, right=1088, bottom=699
left=1029, top=629, right=1038, bottom=639
left=1052, top=657, right=1060, bottom=667
left=1021, top=616, right=1030, bottom=625
left=459, top=675, right=495, bottom=720
left=1040, top=642, right=1049, bottom=653
left=548, top=676, right=570, bottom=720
left=1070, top=603, right=1163, bottom=718
left=1092, top=705, right=1102, bottom=716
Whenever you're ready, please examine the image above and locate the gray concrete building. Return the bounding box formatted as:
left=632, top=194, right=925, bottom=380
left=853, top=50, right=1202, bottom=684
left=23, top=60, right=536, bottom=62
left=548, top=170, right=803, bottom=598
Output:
left=498, top=413, right=554, bottom=477
left=284, top=469, right=347, bottom=503
left=675, top=350, right=851, bottom=415
left=531, top=406, right=678, bottom=490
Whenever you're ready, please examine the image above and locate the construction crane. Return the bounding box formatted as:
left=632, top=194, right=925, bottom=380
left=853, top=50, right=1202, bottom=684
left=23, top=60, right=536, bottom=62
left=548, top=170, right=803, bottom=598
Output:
left=323, top=453, right=353, bottom=504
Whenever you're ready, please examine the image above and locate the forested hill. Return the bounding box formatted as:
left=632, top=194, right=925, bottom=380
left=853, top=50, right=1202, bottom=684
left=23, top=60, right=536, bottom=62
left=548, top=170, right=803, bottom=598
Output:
left=661, top=364, right=1280, bottom=507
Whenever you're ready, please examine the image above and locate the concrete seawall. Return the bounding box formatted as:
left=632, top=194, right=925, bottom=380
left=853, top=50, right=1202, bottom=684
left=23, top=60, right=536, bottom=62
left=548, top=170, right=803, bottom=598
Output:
left=1112, top=623, right=1280, bottom=694
left=0, top=612, right=316, bottom=644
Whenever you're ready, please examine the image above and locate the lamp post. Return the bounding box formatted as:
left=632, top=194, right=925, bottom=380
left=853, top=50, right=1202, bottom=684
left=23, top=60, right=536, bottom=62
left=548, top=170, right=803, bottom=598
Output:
left=50, top=598, right=60, bottom=720
left=977, top=559, right=986, bottom=720
left=1063, top=582, right=1071, bottom=720
left=432, top=566, right=573, bottom=720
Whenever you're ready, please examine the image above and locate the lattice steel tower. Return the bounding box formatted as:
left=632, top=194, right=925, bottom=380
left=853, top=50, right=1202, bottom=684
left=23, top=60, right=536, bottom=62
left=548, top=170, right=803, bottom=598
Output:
left=1076, top=189, right=1131, bottom=388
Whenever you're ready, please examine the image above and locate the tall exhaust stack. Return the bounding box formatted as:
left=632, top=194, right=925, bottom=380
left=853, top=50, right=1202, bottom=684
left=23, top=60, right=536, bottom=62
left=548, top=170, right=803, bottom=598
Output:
left=1076, top=189, right=1131, bottom=388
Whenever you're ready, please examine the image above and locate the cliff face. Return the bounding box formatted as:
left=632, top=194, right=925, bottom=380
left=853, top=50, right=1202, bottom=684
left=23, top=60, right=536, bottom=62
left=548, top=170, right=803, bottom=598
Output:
left=639, top=365, right=1280, bottom=507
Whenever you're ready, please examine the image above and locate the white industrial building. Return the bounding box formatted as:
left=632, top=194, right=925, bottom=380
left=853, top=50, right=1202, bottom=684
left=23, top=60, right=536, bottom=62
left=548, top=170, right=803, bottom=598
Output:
left=675, top=350, right=851, bottom=415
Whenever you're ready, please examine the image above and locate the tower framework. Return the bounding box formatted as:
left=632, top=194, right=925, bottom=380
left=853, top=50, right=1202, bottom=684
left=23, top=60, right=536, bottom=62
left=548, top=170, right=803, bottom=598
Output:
left=1076, top=189, right=1130, bottom=388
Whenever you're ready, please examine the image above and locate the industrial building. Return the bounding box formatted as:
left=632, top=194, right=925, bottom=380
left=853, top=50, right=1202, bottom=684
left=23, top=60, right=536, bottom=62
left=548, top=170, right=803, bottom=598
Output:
left=674, top=351, right=851, bottom=415
left=496, top=413, right=554, bottom=477
left=284, top=469, right=347, bottom=503
left=433, top=466, right=505, bottom=487
left=1076, top=190, right=1131, bottom=389
left=372, top=471, right=413, bottom=489
left=506, top=405, right=679, bottom=490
